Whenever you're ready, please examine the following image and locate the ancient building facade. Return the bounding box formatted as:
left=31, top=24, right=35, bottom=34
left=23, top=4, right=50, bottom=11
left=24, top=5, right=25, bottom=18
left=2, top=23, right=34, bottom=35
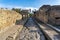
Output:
left=34, top=5, right=60, bottom=25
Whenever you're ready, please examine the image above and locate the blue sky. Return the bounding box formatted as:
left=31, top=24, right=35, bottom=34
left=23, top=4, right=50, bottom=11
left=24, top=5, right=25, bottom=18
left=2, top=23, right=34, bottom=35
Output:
left=0, top=0, right=60, bottom=10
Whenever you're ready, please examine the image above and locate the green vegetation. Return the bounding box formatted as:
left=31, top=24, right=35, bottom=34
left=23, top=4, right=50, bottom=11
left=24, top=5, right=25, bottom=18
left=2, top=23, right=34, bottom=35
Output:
left=12, top=8, right=21, bottom=13
left=29, top=13, right=33, bottom=17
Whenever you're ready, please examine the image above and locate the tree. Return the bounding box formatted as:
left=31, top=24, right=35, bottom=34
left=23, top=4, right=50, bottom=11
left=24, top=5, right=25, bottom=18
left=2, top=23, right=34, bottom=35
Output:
left=12, top=8, right=21, bottom=13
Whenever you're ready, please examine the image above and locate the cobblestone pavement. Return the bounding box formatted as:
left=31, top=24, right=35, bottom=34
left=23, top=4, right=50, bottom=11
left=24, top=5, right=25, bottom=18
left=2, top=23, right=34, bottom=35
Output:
left=16, top=18, right=45, bottom=40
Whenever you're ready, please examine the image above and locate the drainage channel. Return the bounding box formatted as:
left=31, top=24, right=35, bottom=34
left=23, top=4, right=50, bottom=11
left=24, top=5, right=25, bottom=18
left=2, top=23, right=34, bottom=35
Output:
left=16, top=17, right=46, bottom=40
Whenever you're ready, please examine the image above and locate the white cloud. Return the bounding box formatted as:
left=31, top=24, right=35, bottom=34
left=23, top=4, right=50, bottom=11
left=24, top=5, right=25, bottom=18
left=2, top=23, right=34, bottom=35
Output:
left=52, top=0, right=60, bottom=5
left=56, top=0, right=60, bottom=4
left=0, top=4, right=12, bottom=8
left=24, top=7, right=38, bottom=10
left=0, top=4, right=38, bottom=11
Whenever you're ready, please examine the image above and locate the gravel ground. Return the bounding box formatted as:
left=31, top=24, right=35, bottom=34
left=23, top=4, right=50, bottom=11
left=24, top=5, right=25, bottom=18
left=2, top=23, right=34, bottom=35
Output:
left=16, top=18, right=45, bottom=40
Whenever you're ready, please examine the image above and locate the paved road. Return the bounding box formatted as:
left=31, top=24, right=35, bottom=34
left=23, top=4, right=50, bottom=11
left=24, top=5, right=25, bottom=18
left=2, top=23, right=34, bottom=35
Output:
left=16, top=18, right=45, bottom=40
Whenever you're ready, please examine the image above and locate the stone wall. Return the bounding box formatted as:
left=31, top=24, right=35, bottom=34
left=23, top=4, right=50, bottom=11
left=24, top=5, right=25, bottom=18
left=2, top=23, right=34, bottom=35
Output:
left=0, top=9, right=22, bottom=31
left=34, top=5, right=60, bottom=25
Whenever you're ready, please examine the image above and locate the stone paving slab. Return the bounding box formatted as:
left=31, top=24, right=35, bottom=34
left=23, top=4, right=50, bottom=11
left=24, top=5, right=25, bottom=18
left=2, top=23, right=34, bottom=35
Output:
left=37, top=22, right=60, bottom=40
left=16, top=18, right=45, bottom=40
left=47, top=24, right=60, bottom=33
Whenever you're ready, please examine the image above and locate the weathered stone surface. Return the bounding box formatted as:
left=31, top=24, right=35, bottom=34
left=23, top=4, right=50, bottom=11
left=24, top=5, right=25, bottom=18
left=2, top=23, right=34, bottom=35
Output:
left=0, top=9, right=22, bottom=31
left=16, top=18, right=45, bottom=40
left=34, top=5, right=60, bottom=25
